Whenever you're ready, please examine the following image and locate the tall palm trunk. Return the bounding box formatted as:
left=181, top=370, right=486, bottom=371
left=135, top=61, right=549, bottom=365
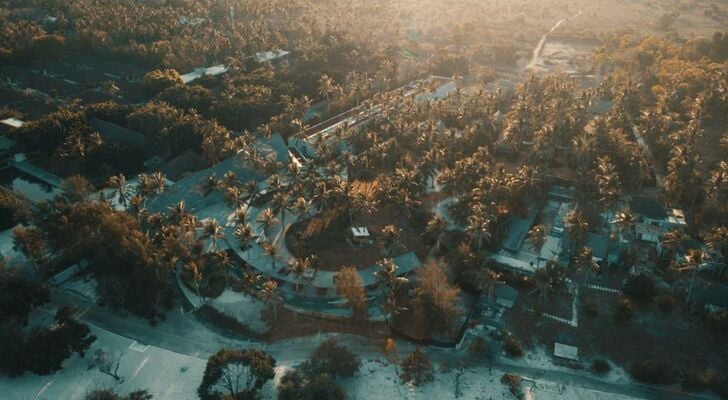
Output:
left=194, top=281, right=203, bottom=305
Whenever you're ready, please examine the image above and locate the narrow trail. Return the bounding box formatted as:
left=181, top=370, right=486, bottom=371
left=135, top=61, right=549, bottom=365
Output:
left=525, top=11, right=582, bottom=72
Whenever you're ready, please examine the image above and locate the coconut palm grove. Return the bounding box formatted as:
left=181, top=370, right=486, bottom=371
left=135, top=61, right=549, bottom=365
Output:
left=0, top=0, right=727, bottom=399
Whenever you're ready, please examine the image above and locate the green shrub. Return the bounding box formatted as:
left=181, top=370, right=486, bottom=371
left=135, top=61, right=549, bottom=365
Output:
left=705, top=310, right=728, bottom=333
left=503, top=336, right=524, bottom=358
left=468, top=336, right=488, bottom=356
left=303, top=338, right=360, bottom=379
left=613, top=297, right=635, bottom=322
left=713, top=375, right=728, bottom=399
left=591, top=359, right=611, bottom=375
left=400, top=348, right=434, bottom=386
left=629, top=360, right=677, bottom=385
left=681, top=368, right=719, bottom=392
left=623, top=274, right=656, bottom=303
left=582, top=297, right=600, bottom=318
left=501, top=373, right=523, bottom=397
left=656, top=294, right=676, bottom=313
left=278, top=369, right=346, bottom=400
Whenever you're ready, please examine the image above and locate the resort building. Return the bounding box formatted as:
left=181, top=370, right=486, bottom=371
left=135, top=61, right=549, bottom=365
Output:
left=629, top=196, right=687, bottom=244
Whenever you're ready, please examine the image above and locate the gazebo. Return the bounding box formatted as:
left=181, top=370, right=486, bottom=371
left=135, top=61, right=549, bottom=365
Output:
left=350, top=227, right=371, bottom=246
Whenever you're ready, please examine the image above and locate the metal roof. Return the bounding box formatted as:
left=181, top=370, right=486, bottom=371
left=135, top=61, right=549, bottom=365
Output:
left=351, top=227, right=370, bottom=237
left=0, top=117, right=24, bottom=128
left=495, top=284, right=519, bottom=302
left=554, top=342, right=579, bottom=360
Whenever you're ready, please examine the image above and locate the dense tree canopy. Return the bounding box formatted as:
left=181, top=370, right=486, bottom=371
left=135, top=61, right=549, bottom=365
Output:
left=198, top=348, right=276, bottom=400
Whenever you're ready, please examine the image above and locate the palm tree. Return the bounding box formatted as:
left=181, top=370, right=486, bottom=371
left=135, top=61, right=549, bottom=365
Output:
left=526, top=224, right=547, bottom=255
left=418, top=153, right=439, bottom=190
left=706, top=161, right=728, bottom=201
left=531, top=267, right=553, bottom=301
left=381, top=291, right=407, bottom=325
left=267, top=173, right=283, bottom=193
left=573, top=247, right=599, bottom=287
left=184, top=260, right=204, bottom=305
left=564, top=210, right=589, bottom=252
left=243, top=180, right=260, bottom=203
left=235, top=224, right=257, bottom=256
left=261, top=241, right=278, bottom=275
left=318, top=74, right=338, bottom=112
left=437, top=168, right=458, bottom=201
left=594, top=156, right=621, bottom=213
left=201, top=174, right=222, bottom=197
left=465, top=213, right=492, bottom=251
left=663, top=144, right=702, bottom=211
left=260, top=123, right=273, bottom=139
left=659, top=229, right=684, bottom=262
left=393, top=190, right=422, bottom=222
left=310, top=180, right=333, bottom=212
left=104, top=80, right=120, bottom=97
left=289, top=255, right=317, bottom=292
left=224, top=186, right=244, bottom=207
left=374, top=258, right=408, bottom=291
left=201, top=219, right=225, bottom=251
left=256, top=208, right=280, bottom=242
left=516, top=165, right=543, bottom=201
left=233, top=207, right=249, bottom=226
left=239, top=269, right=263, bottom=299
left=612, top=208, right=637, bottom=241
left=258, top=279, right=283, bottom=322
left=12, top=227, right=49, bottom=276
left=425, top=215, right=447, bottom=250
left=679, top=248, right=707, bottom=301
left=477, top=268, right=501, bottom=300
left=705, top=226, right=727, bottom=276
left=271, top=191, right=290, bottom=228
left=214, top=250, right=234, bottom=287
left=290, top=118, right=304, bottom=137
left=149, top=172, right=167, bottom=195
left=167, top=201, right=187, bottom=223
left=380, top=225, right=403, bottom=256
left=127, top=194, right=146, bottom=217
left=107, top=174, right=128, bottom=207
left=290, top=196, right=310, bottom=220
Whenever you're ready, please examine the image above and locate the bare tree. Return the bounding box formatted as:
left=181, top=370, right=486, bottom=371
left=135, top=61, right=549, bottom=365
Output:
left=93, top=349, right=124, bottom=383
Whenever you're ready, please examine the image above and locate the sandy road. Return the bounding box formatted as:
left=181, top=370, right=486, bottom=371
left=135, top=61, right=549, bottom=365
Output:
left=525, top=11, right=583, bottom=72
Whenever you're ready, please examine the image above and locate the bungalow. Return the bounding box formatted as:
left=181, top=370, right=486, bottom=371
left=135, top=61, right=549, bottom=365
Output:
left=350, top=226, right=371, bottom=246
left=630, top=197, right=687, bottom=244
left=554, top=342, right=579, bottom=361
left=256, top=50, right=290, bottom=64
left=554, top=332, right=579, bottom=361
left=180, top=65, right=228, bottom=84
left=179, top=16, right=206, bottom=26
left=0, top=117, right=24, bottom=131
left=491, top=188, right=576, bottom=274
